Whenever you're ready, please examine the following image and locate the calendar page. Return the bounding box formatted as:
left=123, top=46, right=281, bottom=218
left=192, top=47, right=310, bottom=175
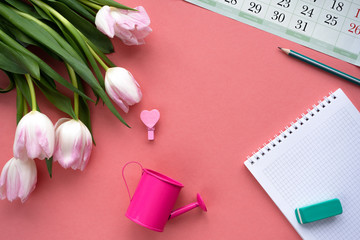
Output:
left=185, top=0, right=360, bottom=66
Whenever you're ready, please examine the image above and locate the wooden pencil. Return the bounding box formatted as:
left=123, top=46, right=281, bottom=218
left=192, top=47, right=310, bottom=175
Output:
left=278, top=47, right=360, bottom=86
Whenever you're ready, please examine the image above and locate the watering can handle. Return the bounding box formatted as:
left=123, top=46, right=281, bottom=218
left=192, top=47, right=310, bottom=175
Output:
left=122, top=161, right=143, bottom=201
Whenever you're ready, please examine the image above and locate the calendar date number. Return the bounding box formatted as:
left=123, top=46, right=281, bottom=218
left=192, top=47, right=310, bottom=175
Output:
left=224, top=0, right=237, bottom=5
left=348, top=23, right=360, bottom=35
left=248, top=2, right=262, bottom=14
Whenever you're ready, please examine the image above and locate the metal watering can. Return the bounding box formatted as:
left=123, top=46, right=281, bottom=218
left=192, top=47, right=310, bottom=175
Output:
left=122, top=162, right=207, bottom=232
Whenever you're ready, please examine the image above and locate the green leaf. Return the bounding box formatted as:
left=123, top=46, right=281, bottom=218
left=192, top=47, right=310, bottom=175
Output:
left=78, top=2, right=97, bottom=17
left=13, top=5, right=82, bottom=60
left=0, top=52, right=27, bottom=75
left=0, top=41, right=40, bottom=79
left=34, top=76, right=77, bottom=119
left=77, top=78, right=95, bottom=144
left=6, top=27, right=39, bottom=47
left=15, top=84, right=25, bottom=124
left=54, top=0, right=96, bottom=23
left=0, top=1, right=128, bottom=127
left=4, top=0, right=41, bottom=18
left=32, top=4, right=52, bottom=21
left=88, top=0, right=134, bottom=10
left=45, top=0, right=114, bottom=54
left=28, top=1, right=106, bottom=90
left=86, top=40, right=116, bottom=68
left=0, top=28, right=91, bottom=102
left=0, top=17, right=64, bottom=62
left=28, top=0, right=128, bottom=127
left=0, top=4, right=95, bottom=100
left=41, top=12, right=88, bottom=64
left=42, top=73, right=57, bottom=89
left=0, top=16, right=35, bottom=47
left=45, top=157, right=53, bottom=178
left=3, top=4, right=85, bottom=63
left=0, top=71, right=15, bottom=93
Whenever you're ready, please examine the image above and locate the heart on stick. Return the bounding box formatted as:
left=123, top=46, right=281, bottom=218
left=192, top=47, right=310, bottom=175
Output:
left=140, top=109, right=160, bottom=129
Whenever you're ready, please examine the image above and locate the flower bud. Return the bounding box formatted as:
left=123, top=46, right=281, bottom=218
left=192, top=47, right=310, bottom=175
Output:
left=105, top=67, right=142, bottom=113
left=13, top=111, right=55, bottom=160
left=0, top=157, right=37, bottom=203
left=53, top=118, right=92, bottom=171
left=95, top=6, right=152, bottom=45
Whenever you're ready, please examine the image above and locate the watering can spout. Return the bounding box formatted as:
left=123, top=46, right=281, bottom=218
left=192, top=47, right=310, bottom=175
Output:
left=169, top=194, right=207, bottom=220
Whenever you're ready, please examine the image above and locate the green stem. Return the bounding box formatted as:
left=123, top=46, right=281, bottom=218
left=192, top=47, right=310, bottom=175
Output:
left=32, top=0, right=109, bottom=74
left=23, top=97, right=28, bottom=115
left=88, top=44, right=109, bottom=71
left=77, top=0, right=102, bottom=10
left=15, top=9, right=83, bottom=63
left=25, top=74, right=37, bottom=111
left=66, top=63, right=79, bottom=119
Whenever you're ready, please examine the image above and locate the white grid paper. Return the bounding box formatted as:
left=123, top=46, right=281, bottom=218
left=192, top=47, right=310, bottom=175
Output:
left=245, top=89, right=360, bottom=239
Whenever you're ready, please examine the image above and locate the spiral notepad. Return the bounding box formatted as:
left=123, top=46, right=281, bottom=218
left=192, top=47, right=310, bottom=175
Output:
left=245, top=89, right=360, bottom=239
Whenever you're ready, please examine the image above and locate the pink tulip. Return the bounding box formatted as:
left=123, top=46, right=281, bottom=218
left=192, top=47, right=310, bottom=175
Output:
left=53, top=118, right=92, bottom=171
left=95, top=6, right=152, bottom=45
left=105, top=67, right=142, bottom=113
left=13, top=111, right=55, bottom=160
left=0, top=157, right=37, bottom=203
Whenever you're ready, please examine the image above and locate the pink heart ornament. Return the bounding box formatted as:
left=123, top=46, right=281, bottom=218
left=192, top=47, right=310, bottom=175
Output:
left=140, top=109, right=160, bottom=140
left=140, top=109, right=160, bottom=128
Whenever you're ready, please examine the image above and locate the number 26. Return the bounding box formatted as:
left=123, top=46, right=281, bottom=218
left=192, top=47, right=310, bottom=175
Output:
left=348, top=23, right=360, bottom=35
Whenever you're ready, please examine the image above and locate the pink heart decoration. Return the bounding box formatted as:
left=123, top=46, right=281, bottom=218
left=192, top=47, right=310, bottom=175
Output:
left=140, top=109, right=160, bottom=128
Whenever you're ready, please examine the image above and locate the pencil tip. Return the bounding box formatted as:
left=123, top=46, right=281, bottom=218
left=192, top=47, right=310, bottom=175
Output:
left=279, top=47, right=290, bottom=55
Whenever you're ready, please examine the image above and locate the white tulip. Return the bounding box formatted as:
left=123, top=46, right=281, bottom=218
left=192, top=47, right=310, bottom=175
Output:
left=0, top=157, right=37, bottom=203
left=13, top=111, right=55, bottom=160
left=105, top=67, right=142, bottom=113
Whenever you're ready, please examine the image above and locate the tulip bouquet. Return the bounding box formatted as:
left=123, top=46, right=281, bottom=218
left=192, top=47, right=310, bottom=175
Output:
left=0, top=0, right=151, bottom=203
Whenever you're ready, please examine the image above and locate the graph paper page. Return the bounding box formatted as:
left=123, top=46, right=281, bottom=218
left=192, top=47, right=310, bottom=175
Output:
left=245, top=89, right=360, bottom=239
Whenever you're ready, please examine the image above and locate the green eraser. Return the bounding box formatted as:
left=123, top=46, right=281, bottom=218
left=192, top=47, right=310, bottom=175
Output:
left=295, top=198, right=342, bottom=224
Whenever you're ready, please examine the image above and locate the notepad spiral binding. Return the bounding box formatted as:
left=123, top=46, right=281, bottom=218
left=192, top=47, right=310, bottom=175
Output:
left=247, top=92, right=338, bottom=165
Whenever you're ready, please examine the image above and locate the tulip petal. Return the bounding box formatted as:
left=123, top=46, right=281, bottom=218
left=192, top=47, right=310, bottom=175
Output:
left=26, top=127, right=43, bottom=159
left=6, top=163, right=21, bottom=202
left=17, top=159, right=37, bottom=203
left=13, top=127, right=27, bottom=160
left=0, top=157, right=37, bottom=203
left=103, top=5, right=151, bottom=45
left=0, top=160, right=11, bottom=200
left=70, top=130, right=85, bottom=170
left=13, top=111, right=55, bottom=161
left=55, top=118, right=70, bottom=130
left=111, top=77, right=142, bottom=106
left=36, top=127, right=52, bottom=159
left=105, top=80, right=129, bottom=113
left=113, top=26, right=136, bottom=45
left=53, top=119, right=92, bottom=171
left=54, top=120, right=81, bottom=168
left=79, top=124, right=93, bottom=171
left=95, top=5, right=116, bottom=38
left=104, top=67, right=142, bottom=112
left=132, top=6, right=151, bottom=25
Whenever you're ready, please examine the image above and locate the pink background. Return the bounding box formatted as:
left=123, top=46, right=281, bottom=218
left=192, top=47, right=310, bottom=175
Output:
left=1, top=0, right=360, bottom=239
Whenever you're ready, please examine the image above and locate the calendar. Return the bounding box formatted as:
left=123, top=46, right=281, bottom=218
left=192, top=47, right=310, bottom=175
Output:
left=185, top=0, right=360, bottom=66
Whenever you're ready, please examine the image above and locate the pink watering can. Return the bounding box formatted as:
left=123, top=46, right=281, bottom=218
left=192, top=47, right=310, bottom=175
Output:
left=122, top=162, right=207, bottom=232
